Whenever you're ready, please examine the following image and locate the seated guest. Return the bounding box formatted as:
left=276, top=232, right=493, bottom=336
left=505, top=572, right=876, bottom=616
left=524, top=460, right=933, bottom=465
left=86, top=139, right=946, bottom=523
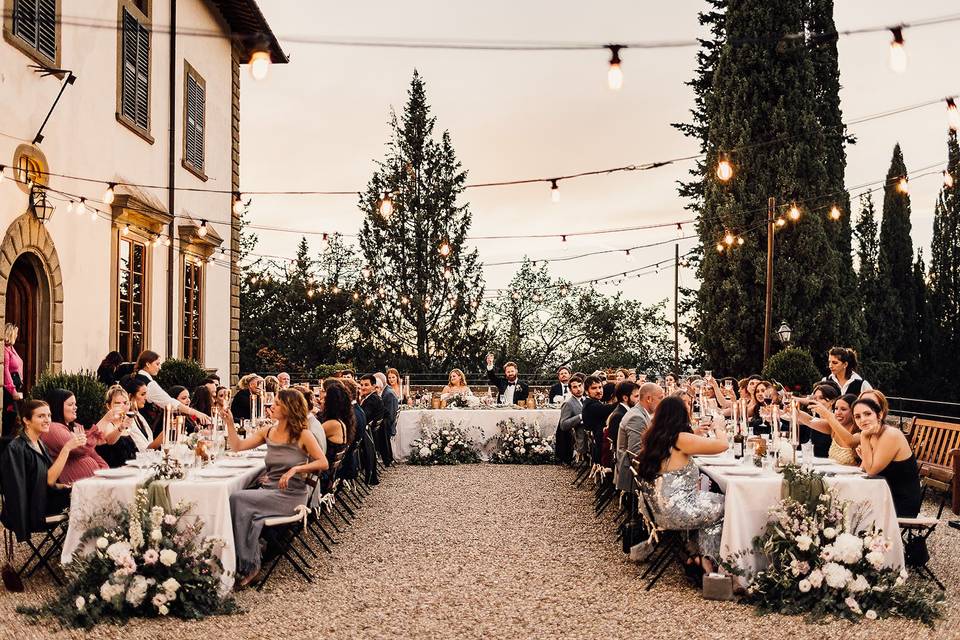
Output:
left=135, top=350, right=211, bottom=426
left=320, top=381, right=357, bottom=470
left=555, top=375, right=584, bottom=464
left=94, top=385, right=140, bottom=467
left=633, top=396, right=728, bottom=576
left=823, top=346, right=872, bottom=395
left=121, top=377, right=158, bottom=451
left=615, top=383, right=665, bottom=492
left=96, top=350, right=123, bottom=386
left=613, top=368, right=628, bottom=384
left=264, top=375, right=280, bottom=395
left=663, top=372, right=678, bottom=390
left=795, top=383, right=841, bottom=457
left=375, top=372, right=399, bottom=442
left=231, top=373, right=262, bottom=422
left=216, top=385, right=230, bottom=411
left=41, top=389, right=113, bottom=483
left=277, top=372, right=291, bottom=390
left=298, top=386, right=327, bottom=455
left=359, top=374, right=391, bottom=466
left=225, top=389, right=328, bottom=588
left=852, top=397, right=920, bottom=517
left=168, top=386, right=199, bottom=433
left=805, top=394, right=859, bottom=465
left=747, top=380, right=775, bottom=436
left=1, top=400, right=82, bottom=541
left=386, top=368, right=407, bottom=405
left=485, top=354, right=529, bottom=405
left=605, top=381, right=639, bottom=467
left=583, top=379, right=616, bottom=464
left=192, top=384, right=216, bottom=425
left=441, top=369, right=473, bottom=398
left=548, top=366, right=572, bottom=403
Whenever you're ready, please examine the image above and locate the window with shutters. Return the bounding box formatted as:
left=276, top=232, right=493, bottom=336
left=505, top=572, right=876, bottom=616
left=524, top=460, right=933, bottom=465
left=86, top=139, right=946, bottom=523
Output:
left=3, top=0, right=60, bottom=67
left=117, top=235, right=149, bottom=362
left=116, top=1, right=152, bottom=141
left=182, top=259, right=203, bottom=360
left=182, top=61, right=206, bottom=179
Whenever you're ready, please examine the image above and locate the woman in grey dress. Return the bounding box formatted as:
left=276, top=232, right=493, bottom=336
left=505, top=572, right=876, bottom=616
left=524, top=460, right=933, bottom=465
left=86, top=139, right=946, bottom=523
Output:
left=633, top=396, right=728, bottom=576
left=225, top=388, right=328, bottom=588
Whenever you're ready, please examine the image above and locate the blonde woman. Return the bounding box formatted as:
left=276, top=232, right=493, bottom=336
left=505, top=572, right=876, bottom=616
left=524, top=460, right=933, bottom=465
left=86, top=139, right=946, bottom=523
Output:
left=441, top=368, right=473, bottom=399
left=93, top=385, right=141, bottom=467
left=386, top=367, right=406, bottom=403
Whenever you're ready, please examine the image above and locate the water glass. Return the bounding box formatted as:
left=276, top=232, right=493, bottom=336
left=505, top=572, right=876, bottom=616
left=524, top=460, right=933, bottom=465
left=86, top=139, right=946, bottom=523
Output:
left=801, top=442, right=815, bottom=466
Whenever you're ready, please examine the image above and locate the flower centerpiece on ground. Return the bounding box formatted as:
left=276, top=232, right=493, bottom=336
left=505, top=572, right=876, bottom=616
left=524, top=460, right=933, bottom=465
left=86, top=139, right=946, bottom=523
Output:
left=488, top=419, right=554, bottom=464
left=727, top=465, right=943, bottom=625
left=18, top=487, right=235, bottom=629
left=406, top=420, right=481, bottom=465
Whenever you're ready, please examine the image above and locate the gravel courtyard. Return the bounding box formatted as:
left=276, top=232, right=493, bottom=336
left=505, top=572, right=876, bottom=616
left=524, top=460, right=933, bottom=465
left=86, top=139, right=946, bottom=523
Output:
left=1, top=464, right=957, bottom=640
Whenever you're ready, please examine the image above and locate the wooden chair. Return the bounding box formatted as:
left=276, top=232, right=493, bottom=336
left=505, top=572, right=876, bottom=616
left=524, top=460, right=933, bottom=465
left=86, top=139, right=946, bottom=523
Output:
left=907, top=417, right=960, bottom=514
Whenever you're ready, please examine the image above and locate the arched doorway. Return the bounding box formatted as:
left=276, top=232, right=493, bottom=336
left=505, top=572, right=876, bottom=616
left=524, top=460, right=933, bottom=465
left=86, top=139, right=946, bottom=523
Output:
left=5, top=253, right=49, bottom=390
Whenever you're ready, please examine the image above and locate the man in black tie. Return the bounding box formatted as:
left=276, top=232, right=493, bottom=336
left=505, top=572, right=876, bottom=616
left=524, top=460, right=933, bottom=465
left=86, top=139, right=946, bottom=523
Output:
left=485, top=353, right=529, bottom=405
left=359, top=374, right=391, bottom=466
left=548, top=366, right=572, bottom=403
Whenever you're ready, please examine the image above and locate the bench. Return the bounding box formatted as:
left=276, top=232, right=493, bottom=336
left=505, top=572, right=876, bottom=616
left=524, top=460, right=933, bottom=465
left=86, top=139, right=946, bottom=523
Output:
left=907, top=417, right=960, bottom=514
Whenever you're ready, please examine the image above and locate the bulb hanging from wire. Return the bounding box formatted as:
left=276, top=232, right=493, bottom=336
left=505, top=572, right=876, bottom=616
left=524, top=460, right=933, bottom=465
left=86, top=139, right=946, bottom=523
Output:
left=625, top=249, right=633, bottom=262
left=550, top=179, right=560, bottom=203
left=723, top=232, right=735, bottom=246
left=89, top=208, right=97, bottom=222
left=775, top=217, right=786, bottom=228
left=104, top=183, right=116, bottom=205
left=829, top=206, right=842, bottom=221
left=947, top=98, right=960, bottom=131
left=122, top=224, right=130, bottom=236
left=197, top=220, right=208, bottom=238
left=788, top=204, right=801, bottom=221
left=675, top=223, right=683, bottom=239
left=716, top=155, right=734, bottom=182
left=715, top=243, right=724, bottom=253
left=897, top=177, right=909, bottom=194
left=439, top=241, right=451, bottom=257
left=607, top=45, right=623, bottom=90
left=0, top=164, right=5, bottom=184
left=233, top=193, right=245, bottom=215
left=889, top=27, right=906, bottom=73
left=378, top=193, right=394, bottom=218
left=944, top=170, right=954, bottom=188
left=250, top=50, right=271, bottom=80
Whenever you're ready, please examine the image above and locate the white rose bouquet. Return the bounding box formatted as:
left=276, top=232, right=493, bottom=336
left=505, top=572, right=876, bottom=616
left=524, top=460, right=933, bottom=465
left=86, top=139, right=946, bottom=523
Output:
left=406, top=421, right=481, bottom=465
left=488, top=419, right=554, bottom=464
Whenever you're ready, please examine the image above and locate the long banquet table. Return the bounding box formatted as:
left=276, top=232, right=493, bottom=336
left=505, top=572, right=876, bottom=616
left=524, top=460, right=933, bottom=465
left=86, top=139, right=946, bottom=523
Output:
left=392, top=408, right=561, bottom=460
left=695, top=453, right=905, bottom=575
left=62, top=453, right=265, bottom=589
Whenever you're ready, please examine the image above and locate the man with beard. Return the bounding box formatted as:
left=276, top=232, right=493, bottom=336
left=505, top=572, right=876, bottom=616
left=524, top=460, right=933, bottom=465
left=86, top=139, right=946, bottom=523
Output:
left=555, top=374, right=585, bottom=464
left=485, top=353, right=529, bottom=405
left=579, top=375, right=609, bottom=462
left=606, top=381, right=640, bottom=463
left=548, top=366, right=572, bottom=403
left=359, top=374, right=392, bottom=467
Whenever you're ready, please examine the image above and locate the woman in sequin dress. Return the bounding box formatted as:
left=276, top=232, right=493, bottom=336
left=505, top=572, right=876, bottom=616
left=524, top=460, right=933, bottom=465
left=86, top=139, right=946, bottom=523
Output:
left=634, top=396, right=727, bottom=573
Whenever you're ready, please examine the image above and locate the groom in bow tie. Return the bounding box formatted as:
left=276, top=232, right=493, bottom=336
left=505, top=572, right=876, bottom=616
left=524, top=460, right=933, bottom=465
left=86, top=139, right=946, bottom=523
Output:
left=485, top=353, right=530, bottom=405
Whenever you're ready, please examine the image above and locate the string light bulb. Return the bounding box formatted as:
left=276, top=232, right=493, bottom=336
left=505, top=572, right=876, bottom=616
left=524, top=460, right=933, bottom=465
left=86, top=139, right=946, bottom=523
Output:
left=788, top=204, right=801, bottom=221
left=676, top=222, right=684, bottom=238
left=775, top=217, right=786, bottom=228
left=716, top=155, right=734, bottom=182
left=561, top=234, right=567, bottom=242
left=947, top=98, right=960, bottom=131
left=352, top=292, right=359, bottom=302
left=249, top=50, right=271, bottom=80
left=89, top=208, right=97, bottom=222
left=723, top=232, right=734, bottom=246
left=829, top=206, right=842, bottom=221
left=332, top=285, right=341, bottom=294
left=361, top=267, right=371, bottom=279
left=944, top=170, right=954, bottom=188
left=0, top=164, right=5, bottom=184
left=889, top=27, right=906, bottom=73
left=66, top=200, right=75, bottom=214
left=162, top=235, right=171, bottom=247
left=438, top=241, right=451, bottom=257
left=737, top=236, right=744, bottom=246
left=716, top=243, right=724, bottom=253
left=233, top=193, right=245, bottom=215
left=443, top=267, right=452, bottom=279
left=607, top=45, right=623, bottom=90
left=306, top=288, right=314, bottom=298
left=104, top=183, right=116, bottom=205
left=550, top=179, right=560, bottom=203
left=897, top=177, right=909, bottom=194
left=197, top=220, right=208, bottom=238
left=400, top=295, right=409, bottom=305
left=378, top=193, right=394, bottom=218
left=625, top=249, right=633, bottom=262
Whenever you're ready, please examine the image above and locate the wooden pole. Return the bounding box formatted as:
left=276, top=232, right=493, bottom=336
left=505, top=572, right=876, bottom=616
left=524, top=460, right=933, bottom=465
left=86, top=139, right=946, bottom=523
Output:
left=674, top=242, right=679, bottom=373
left=763, top=197, right=775, bottom=367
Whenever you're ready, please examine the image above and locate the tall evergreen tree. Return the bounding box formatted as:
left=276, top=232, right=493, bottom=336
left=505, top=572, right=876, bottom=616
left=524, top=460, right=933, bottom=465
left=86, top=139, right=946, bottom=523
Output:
left=355, top=72, right=486, bottom=371
left=909, top=249, right=933, bottom=394
left=929, top=132, right=960, bottom=396
left=685, top=0, right=848, bottom=375
left=854, top=192, right=883, bottom=346
left=874, top=144, right=916, bottom=368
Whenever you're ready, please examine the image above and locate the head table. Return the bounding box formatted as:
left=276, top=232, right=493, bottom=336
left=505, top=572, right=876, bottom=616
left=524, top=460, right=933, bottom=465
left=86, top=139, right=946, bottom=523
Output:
left=61, top=451, right=266, bottom=590
left=392, top=408, right=560, bottom=460
left=694, top=453, right=905, bottom=575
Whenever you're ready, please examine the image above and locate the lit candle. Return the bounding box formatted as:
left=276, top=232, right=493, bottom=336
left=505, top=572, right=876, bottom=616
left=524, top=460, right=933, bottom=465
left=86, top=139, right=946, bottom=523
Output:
left=772, top=404, right=780, bottom=446
left=790, top=399, right=799, bottom=446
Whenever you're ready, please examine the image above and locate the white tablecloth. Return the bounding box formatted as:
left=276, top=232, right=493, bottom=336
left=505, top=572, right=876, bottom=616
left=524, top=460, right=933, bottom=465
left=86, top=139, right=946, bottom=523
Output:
left=62, top=457, right=265, bottom=589
left=393, top=408, right=561, bottom=460
left=696, top=455, right=904, bottom=575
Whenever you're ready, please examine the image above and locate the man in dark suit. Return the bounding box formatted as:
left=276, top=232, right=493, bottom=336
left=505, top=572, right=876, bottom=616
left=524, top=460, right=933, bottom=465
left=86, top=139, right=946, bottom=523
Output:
left=555, top=374, right=584, bottom=464
left=616, top=382, right=664, bottom=492
left=485, top=354, right=529, bottom=405
left=579, top=375, right=607, bottom=461
left=548, top=366, right=572, bottom=403
left=359, top=374, right=392, bottom=466
left=607, top=381, right=639, bottom=452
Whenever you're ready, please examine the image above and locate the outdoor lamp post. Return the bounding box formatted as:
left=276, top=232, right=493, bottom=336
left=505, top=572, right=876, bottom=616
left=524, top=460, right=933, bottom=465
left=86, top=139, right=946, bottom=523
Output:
left=29, top=186, right=55, bottom=224
left=776, top=321, right=792, bottom=346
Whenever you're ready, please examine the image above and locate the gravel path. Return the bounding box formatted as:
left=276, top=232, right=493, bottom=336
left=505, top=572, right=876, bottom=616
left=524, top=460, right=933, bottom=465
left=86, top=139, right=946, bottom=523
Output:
left=1, top=464, right=957, bottom=639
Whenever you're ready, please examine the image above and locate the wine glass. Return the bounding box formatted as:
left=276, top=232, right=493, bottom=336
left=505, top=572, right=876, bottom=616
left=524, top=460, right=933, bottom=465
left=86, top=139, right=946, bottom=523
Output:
left=704, top=370, right=713, bottom=381
left=264, top=391, right=275, bottom=407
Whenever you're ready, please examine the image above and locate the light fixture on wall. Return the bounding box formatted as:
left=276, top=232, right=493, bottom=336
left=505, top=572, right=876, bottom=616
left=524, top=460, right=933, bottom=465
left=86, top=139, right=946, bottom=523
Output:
left=29, top=185, right=55, bottom=224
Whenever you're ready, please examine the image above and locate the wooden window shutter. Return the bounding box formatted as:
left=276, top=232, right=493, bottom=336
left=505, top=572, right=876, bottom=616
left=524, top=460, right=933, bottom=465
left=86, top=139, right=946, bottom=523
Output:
left=13, top=0, right=56, bottom=61
left=185, top=73, right=205, bottom=171
left=121, top=8, right=150, bottom=130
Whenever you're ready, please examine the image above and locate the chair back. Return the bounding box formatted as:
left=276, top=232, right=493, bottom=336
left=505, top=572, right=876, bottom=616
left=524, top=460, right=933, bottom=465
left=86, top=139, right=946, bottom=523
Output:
left=908, top=417, right=960, bottom=480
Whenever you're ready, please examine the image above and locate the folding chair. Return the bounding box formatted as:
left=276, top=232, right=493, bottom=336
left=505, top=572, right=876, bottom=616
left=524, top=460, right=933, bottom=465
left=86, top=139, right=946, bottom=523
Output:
left=898, top=478, right=946, bottom=590
left=255, top=504, right=312, bottom=591
left=634, top=483, right=689, bottom=590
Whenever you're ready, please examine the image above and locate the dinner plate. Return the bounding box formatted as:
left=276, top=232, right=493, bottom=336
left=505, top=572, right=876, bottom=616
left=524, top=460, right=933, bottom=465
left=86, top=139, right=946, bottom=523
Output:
left=195, top=468, right=239, bottom=479
left=94, top=467, right=140, bottom=478
left=217, top=458, right=258, bottom=468
left=243, top=450, right=267, bottom=458
left=722, top=467, right=764, bottom=476
left=823, top=467, right=865, bottom=475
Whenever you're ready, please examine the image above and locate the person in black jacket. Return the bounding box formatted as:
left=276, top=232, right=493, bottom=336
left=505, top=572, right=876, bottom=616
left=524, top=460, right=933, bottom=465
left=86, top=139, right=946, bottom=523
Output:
left=96, top=351, right=123, bottom=386
left=359, top=374, right=392, bottom=466
left=0, top=400, right=79, bottom=542
left=548, top=366, right=572, bottom=403
left=485, top=354, right=529, bottom=405
left=580, top=376, right=611, bottom=462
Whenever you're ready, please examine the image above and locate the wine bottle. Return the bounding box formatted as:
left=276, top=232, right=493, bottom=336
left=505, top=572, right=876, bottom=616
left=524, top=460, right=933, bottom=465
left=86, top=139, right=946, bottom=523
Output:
left=733, top=425, right=745, bottom=459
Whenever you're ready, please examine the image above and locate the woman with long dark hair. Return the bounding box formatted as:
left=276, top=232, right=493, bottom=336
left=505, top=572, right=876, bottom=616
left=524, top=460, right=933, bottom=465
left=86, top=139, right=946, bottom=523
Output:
left=320, top=382, right=356, bottom=465
left=96, top=351, right=124, bottom=386
left=634, top=396, right=727, bottom=577
left=40, top=389, right=114, bottom=483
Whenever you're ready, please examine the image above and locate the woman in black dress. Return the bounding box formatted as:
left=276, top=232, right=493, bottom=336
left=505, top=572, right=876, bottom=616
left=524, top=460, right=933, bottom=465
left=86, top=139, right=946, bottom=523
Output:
left=853, top=397, right=921, bottom=517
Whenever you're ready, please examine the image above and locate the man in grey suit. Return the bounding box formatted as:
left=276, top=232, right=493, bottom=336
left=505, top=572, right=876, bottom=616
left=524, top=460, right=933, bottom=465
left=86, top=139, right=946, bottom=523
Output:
left=615, top=382, right=665, bottom=492
left=555, top=374, right=585, bottom=464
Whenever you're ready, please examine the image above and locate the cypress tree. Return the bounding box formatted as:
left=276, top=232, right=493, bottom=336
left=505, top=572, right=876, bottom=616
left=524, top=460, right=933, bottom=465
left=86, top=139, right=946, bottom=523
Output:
left=909, top=250, right=933, bottom=394
left=854, top=192, right=882, bottom=346
left=689, top=0, right=847, bottom=375
left=875, top=144, right=916, bottom=368
left=928, top=132, right=960, bottom=395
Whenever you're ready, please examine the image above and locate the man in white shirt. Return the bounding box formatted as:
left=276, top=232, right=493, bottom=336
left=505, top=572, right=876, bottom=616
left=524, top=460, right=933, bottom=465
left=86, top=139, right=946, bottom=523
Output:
left=485, top=354, right=529, bottom=405
left=278, top=372, right=291, bottom=390
left=548, top=367, right=572, bottom=403
left=135, top=350, right=211, bottom=424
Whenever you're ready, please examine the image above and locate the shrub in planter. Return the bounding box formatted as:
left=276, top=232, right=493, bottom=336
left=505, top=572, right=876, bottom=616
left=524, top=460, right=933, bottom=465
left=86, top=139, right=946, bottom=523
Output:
left=31, top=370, right=108, bottom=427
left=762, top=347, right=821, bottom=393
left=154, top=358, right=209, bottom=392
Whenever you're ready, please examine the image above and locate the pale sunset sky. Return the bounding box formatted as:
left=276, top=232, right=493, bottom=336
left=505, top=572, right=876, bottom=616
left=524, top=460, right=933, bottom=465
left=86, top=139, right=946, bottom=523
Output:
left=240, top=1, right=959, bottom=306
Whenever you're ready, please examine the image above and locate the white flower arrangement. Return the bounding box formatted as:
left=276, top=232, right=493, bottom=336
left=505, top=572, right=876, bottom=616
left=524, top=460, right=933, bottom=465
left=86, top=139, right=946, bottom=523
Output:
left=733, top=465, right=943, bottom=625
left=406, top=420, right=481, bottom=465
left=488, top=419, right=554, bottom=464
